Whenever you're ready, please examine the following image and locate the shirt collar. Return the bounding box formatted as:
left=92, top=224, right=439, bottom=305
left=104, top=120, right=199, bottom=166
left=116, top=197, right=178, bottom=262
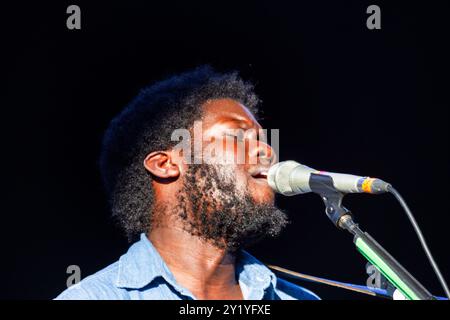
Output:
left=115, top=233, right=277, bottom=298
left=237, top=250, right=277, bottom=294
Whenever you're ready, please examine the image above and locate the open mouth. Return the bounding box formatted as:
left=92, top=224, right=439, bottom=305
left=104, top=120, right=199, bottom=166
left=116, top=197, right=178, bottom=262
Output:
left=250, top=170, right=268, bottom=181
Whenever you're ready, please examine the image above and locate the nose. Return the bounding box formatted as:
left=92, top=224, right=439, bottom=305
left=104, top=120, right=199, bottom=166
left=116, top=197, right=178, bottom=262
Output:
left=248, top=139, right=276, bottom=166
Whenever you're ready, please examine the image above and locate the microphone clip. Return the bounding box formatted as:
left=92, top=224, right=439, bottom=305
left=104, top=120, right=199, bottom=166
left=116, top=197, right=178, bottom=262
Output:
left=309, top=173, right=351, bottom=228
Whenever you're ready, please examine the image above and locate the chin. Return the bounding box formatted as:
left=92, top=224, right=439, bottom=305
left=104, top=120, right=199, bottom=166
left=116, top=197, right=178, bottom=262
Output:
left=250, top=187, right=275, bottom=206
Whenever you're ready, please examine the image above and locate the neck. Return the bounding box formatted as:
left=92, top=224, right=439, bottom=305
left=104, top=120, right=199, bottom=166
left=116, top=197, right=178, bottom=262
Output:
left=147, top=224, right=243, bottom=300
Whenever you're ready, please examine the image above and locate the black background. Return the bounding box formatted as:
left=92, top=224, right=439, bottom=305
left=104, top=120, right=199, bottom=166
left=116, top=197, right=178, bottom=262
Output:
left=3, top=0, right=449, bottom=300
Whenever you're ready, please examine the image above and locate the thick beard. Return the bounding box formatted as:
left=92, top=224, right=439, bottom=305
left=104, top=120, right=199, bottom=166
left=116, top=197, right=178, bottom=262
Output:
left=176, top=164, right=289, bottom=252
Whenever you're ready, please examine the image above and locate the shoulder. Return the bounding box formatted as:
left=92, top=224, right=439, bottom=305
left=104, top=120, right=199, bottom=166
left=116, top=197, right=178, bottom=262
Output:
left=54, top=262, right=126, bottom=300
left=275, top=277, right=320, bottom=300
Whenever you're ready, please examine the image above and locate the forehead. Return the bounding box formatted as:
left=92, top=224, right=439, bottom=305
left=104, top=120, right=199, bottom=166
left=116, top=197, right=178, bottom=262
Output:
left=201, top=98, right=259, bottom=128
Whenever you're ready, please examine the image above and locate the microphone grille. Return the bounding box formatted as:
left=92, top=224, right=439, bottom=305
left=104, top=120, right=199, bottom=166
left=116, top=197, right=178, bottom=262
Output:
left=267, top=161, right=301, bottom=196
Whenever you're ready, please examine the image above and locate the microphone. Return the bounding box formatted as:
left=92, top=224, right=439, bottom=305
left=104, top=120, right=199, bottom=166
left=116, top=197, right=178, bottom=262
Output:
left=267, top=160, right=391, bottom=196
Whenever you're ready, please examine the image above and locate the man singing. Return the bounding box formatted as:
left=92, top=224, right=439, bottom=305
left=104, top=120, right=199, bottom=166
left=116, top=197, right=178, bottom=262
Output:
left=56, top=66, right=319, bottom=300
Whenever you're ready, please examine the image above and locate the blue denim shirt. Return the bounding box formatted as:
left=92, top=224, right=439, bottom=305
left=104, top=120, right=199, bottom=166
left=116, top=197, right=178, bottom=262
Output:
left=56, top=233, right=319, bottom=300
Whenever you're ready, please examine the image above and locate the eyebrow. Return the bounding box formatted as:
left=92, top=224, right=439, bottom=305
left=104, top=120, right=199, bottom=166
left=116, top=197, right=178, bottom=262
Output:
left=222, top=114, right=255, bottom=129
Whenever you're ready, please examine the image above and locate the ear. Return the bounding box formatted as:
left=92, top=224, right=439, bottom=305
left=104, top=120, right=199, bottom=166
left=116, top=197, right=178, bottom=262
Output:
left=143, top=151, right=180, bottom=179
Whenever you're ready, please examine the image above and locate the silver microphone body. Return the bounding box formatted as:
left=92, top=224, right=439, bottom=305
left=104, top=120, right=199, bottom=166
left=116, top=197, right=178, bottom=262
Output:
left=267, top=160, right=391, bottom=196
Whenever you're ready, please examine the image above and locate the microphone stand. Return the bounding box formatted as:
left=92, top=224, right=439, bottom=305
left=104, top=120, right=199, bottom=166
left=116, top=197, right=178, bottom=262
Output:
left=309, top=173, right=435, bottom=300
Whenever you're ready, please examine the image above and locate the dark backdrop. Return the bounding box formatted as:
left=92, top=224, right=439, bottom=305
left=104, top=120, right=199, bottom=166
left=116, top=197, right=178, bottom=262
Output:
left=3, top=0, right=449, bottom=299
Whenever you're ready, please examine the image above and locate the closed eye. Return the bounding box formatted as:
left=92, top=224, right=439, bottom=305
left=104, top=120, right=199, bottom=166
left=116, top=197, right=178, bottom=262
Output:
left=223, top=132, right=245, bottom=142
